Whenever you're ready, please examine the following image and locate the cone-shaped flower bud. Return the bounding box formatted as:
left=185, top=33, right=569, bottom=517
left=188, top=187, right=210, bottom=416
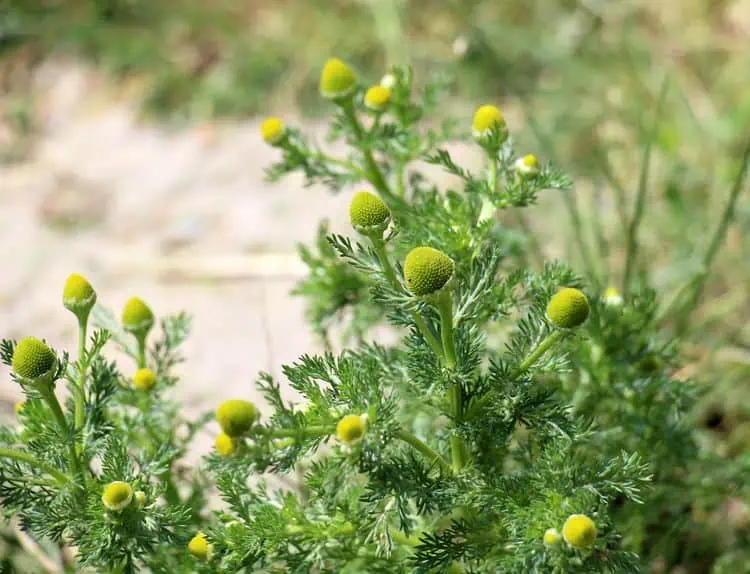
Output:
left=134, top=490, right=147, bottom=508
left=261, top=117, right=285, bottom=145
left=546, top=288, right=590, bottom=329
left=365, top=85, right=391, bottom=111
left=603, top=286, right=623, bottom=307
left=336, top=414, right=366, bottom=445
left=188, top=532, right=213, bottom=561
left=404, top=247, right=455, bottom=297
left=102, top=481, right=134, bottom=511
left=215, top=432, right=237, bottom=456
left=12, top=337, right=57, bottom=383
left=63, top=273, right=97, bottom=321
left=472, top=105, right=508, bottom=146
left=216, top=399, right=257, bottom=437
left=122, top=297, right=155, bottom=338
left=515, top=154, right=540, bottom=178
left=319, top=58, right=357, bottom=100
left=349, top=191, right=390, bottom=236
left=133, top=368, right=157, bottom=391
left=543, top=528, right=562, bottom=547
left=562, top=514, right=597, bottom=548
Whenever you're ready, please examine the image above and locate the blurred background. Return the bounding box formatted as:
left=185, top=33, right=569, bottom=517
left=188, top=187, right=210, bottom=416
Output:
left=2, top=0, right=750, bottom=476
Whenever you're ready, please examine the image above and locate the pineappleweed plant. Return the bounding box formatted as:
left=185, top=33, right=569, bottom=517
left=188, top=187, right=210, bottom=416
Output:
left=0, top=57, right=717, bottom=573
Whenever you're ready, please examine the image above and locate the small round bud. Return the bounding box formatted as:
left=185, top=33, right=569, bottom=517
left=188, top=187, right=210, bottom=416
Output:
left=216, top=399, right=258, bottom=437
left=133, top=368, right=157, bottom=391
left=215, top=432, right=237, bottom=457
left=188, top=532, right=213, bottom=561
left=403, top=247, right=455, bottom=297
left=603, top=286, right=623, bottom=307
left=336, top=414, right=366, bottom=445
left=472, top=105, right=508, bottom=144
left=102, top=481, right=134, bottom=511
left=134, top=490, right=146, bottom=508
left=122, top=297, right=155, bottom=339
left=349, top=191, right=391, bottom=236
left=562, top=514, right=597, bottom=548
left=62, top=274, right=97, bottom=320
left=319, top=58, right=357, bottom=100
left=515, top=154, right=540, bottom=178
left=12, top=337, right=57, bottom=383
left=546, top=288, right=590, bottom=329
left=364, top=85, right=391, bottom=111
left=261, top=117, right=285, bottom=145
left=15, top=402, right=24, bottom=415
left=543, top=528, right=562, bottom=547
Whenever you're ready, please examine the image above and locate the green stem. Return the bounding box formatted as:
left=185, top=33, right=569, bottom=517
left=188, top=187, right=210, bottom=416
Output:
left=512, top=330, right=565, bottom=378
left=436, top=291, right=468, bottom=471
left=38, top=384, right=84, bottom=481
left=623, top=75, right=670, bottom=296
left=74, top=317, right=87, bottom=441
left=261, top=425, right=333, bottom=439
left=342, top=101, right=391, bottom=196
left=314, top=151, right=367, bottom=178
left=395, top=429, right=452, bottom=474
left=396, top=160, right=407, bottom=198
left=673, top=138, right=750, bottom=335
left=0, top=447, right=70, bottom=485
left=371, top=239, right=445, bottom=361
left=136, top=336, right=146, bottom=369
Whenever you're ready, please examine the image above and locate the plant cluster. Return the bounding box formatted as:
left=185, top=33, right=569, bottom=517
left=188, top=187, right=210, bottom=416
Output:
left=1, top=57, right=748, bottom=573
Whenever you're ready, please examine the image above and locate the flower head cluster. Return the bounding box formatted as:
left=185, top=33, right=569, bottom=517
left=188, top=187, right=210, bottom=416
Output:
left=63, top=273, right=97, bottom=322
left=102, top=481, right=134, bottom=511
left=562, top=514, right=597, bottom=548
left=515, top=154, right=540, bottom=178
left=319, top=58, right=357, bottom=100
left=12, top=337, right=57, bottom=384
left=122, top=297, right=155, bottom=339
left=336, top=414, right=366, bottom=445
left=261, top=117, right=286, bottom=145
left=364, top=85, right=391, bottom=111
left=472, top=105, right=508, bottom=149
left=133, top=368, right=157, bottom=391
left=404, top=247, right=455, bottom=298
left=546, top=288, right=590, bottom=329
left=188, top=531, right=213, bottom=561
left=215, top=432, right=237, bottom=456
left=349, top=191, right=391, bottom=237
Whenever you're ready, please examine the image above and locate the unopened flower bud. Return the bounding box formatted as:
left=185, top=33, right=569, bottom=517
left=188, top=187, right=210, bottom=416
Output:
left=122, top=297, right=155, bottom=339
left=543, top=528, right=562, bottom=547
left=603, top=286, right=623, bottom=307
left=515, top=154, right=540, bottom=178
left=261, top=117, right=285, bottom=145
left=102, top=481, right=134, bottom=511
left=364, top=85, right=391, bottom=111
left=336, top=414, right=366, bottom=445
left=134, top=490, right=146, bottom=508
left=188, top=531, right=213, bottom=561
left=216, top=399, right=258, bottom=437
left=349, top=191, right=390, bottom=236
left=403, top=247, right=455, bottom=297
left=12, top=337, right=57, bottom=384
left=133, top=368, right=157, bottom=391
left=319, top=58, right=357, bottom=100
left=472, top=105, right=508, bottom=147
left=546, top=288, right=590, bottom=329
left=215, top=432, right=237, bottom=456
left=62, top=274, right=97, bottom=322
left=562, top=514, right=597, bottom=548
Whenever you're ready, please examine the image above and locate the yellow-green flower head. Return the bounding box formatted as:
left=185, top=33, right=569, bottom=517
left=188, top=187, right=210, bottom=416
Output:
left=216, top=399, right=258, bottom=437
left=472, top=105, right=507, bottom=140
left=336, top=414, right=366, bottom=445
left=365, top=85, right=391, bottom=111
left=603, top=286, right=623, bottom=307
left=134, top=490, right=146, bottom=508
left=349, top=191, right=391, bottom=236
left=102, top=481, right=134, bottom=511
left=215, top=432, right=237, bottom=456
left=261, top=116, right=285, bottom=145
left=562, top=514, right=597, bottom=548
left=404, top=247, right=455, bottom=297
left=12, top=337, right=57, bottom=382
left=133, top=368, right=157, bottom=391
left=319, top=58, right=357, bottom=100
left=515, top=154, right=540, bottom=178
left=543, top=528, right=562, bottom=547
left=188, top=531, right=213, bottom=561
left=15, top=402, right=24, bottom=415
left=62, top=273, right=97, bottom=319
left=122, top=297, right=155, bottom=338
left=546, top=288, right=590, bottom=329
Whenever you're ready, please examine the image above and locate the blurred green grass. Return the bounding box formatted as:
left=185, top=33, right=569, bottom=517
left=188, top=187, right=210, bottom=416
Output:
left=3, top=0, right=750, bottom=415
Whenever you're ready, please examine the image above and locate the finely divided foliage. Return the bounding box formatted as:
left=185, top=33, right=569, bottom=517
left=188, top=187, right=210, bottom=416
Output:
left=0, top=60, right=742, bottom=573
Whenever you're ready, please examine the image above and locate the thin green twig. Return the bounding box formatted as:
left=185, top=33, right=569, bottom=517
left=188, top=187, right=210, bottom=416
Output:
left=0, top=448, right=70, bottom=485
left=622, top=75, right=670, bottom=296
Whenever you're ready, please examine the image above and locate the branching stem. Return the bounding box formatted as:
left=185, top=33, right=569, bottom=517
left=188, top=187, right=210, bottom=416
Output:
left=395, top=429, right=452, bottom=474
left=38, top=384, right=84, bottom=481
left=342, top=101, right=391, bottom=196
left=0, top=448, right=70, bottom=485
